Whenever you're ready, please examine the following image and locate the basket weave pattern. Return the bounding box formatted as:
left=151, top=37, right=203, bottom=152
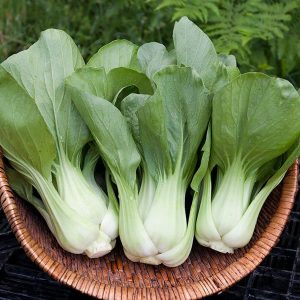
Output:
left=0, top=151, right=298, bottom=299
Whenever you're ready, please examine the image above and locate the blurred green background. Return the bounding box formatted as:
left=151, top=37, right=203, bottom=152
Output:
left=1, top=0, right=300, bottom=87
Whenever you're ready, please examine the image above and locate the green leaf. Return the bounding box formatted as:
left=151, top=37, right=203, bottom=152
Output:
left=137, top=93, right=172, bottom=177
left=173, top=16, right=219, bottom=88
left=1, top=29, right=89, bottom=164
left=137, top=42, right=176, bottom=80
left=64, top=67, right=109, bottom=99
left=121, top=93, right=150, bottom=149
left=107, top=67, right=153, bottom=102
left=66, top=66, right=153, bottom=104
left=87, top=39, right=141, bottom=72
left=0, top=66, right=56, bottom=180
left=191, top=123, right=211, bottom=192
left=65, top=83, right=141, bottom=189
left=218, top=54, right=237, bottom=67
left=212, top=73, right=300, bottom=172
left=212, top=63, right=240, bottom=92
left=137, top=66, right=211, bottom=180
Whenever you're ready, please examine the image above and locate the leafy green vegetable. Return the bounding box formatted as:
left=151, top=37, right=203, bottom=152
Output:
left=195, top=72, right=300, bottom=253
left=66, top=65, right=211, bottom=266
left=138, top=17, right=240, bottom=92
left=0, top=30, right=118, bottom=257
left=2, top=15, right=299, bottom=266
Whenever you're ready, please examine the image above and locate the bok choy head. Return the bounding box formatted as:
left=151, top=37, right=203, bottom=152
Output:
left=195, top=73, right=300, bottom=253
left=66, top=65, right=211, bottom=266
left=0, top=29, right=118, bottom=257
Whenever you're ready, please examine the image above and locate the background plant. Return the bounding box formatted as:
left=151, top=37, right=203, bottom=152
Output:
left=0, top=0, right=172, bottom=60
left=153, top=0, right=300, bottom=86
left=0, top=0, right=300, bottom=87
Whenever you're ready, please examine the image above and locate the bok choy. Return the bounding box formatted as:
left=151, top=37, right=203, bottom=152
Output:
left=1, top=16, right=299, bottom=266
left=0, top=30, right=118, bottom=257
left=66, top=65, right=210, bottom=266
left=195, top=73, right=300, bottom=253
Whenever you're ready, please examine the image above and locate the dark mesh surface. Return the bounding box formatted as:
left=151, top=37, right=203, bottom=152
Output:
left=0, top=175, right=299, bottom=300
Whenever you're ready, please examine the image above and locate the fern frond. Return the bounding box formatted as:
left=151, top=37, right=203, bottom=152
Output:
left=272, top=5, right=300, bottom=76
left=202, top=0, right=297, bottom=59
left=154, top=0, right=220, bottom=23
left=155, top=0, right=299, bottom=62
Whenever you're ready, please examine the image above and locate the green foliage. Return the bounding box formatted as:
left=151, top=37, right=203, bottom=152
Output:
left=154, top=0, right=300, bottom=86
left=266, top=6, right=300, bottom=85
left=0, top=0, right=173, bottom=61
left=205, top=1, right=297, bottom=55
left=156, top=0, right=220, bottom=22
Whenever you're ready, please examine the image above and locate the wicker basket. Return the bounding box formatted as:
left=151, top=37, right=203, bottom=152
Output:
left=0, top=151, right=298, bottom=300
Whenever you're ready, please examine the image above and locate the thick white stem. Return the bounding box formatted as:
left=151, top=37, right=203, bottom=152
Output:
left=117, top=180, right=158, bottom=260
left=54, top=151, right=107, bottom=224
left=143, top=170, right=187, bottom=253
left=212, top=160, right=255, bottom=236
left=138, top=169, right=156, bottom=221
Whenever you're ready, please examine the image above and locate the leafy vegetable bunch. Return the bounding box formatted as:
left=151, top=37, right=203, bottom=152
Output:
left=0, top=17, right=299, bottom=267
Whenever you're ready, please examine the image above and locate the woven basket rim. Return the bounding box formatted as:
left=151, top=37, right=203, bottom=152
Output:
left=0, top=152, right=298, bottom=299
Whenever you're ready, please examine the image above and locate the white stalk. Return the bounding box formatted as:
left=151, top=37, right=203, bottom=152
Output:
left=143, top=168, right=187, bottom=253
left=117, top=179, right=159, bottom=263
left=54, top=150, right=107, bottom=225
left=138, top=168, right=156, bottom=222
left=212, top=159, right=255, bottom=236
left=31, top=171, right=100, bottom=254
